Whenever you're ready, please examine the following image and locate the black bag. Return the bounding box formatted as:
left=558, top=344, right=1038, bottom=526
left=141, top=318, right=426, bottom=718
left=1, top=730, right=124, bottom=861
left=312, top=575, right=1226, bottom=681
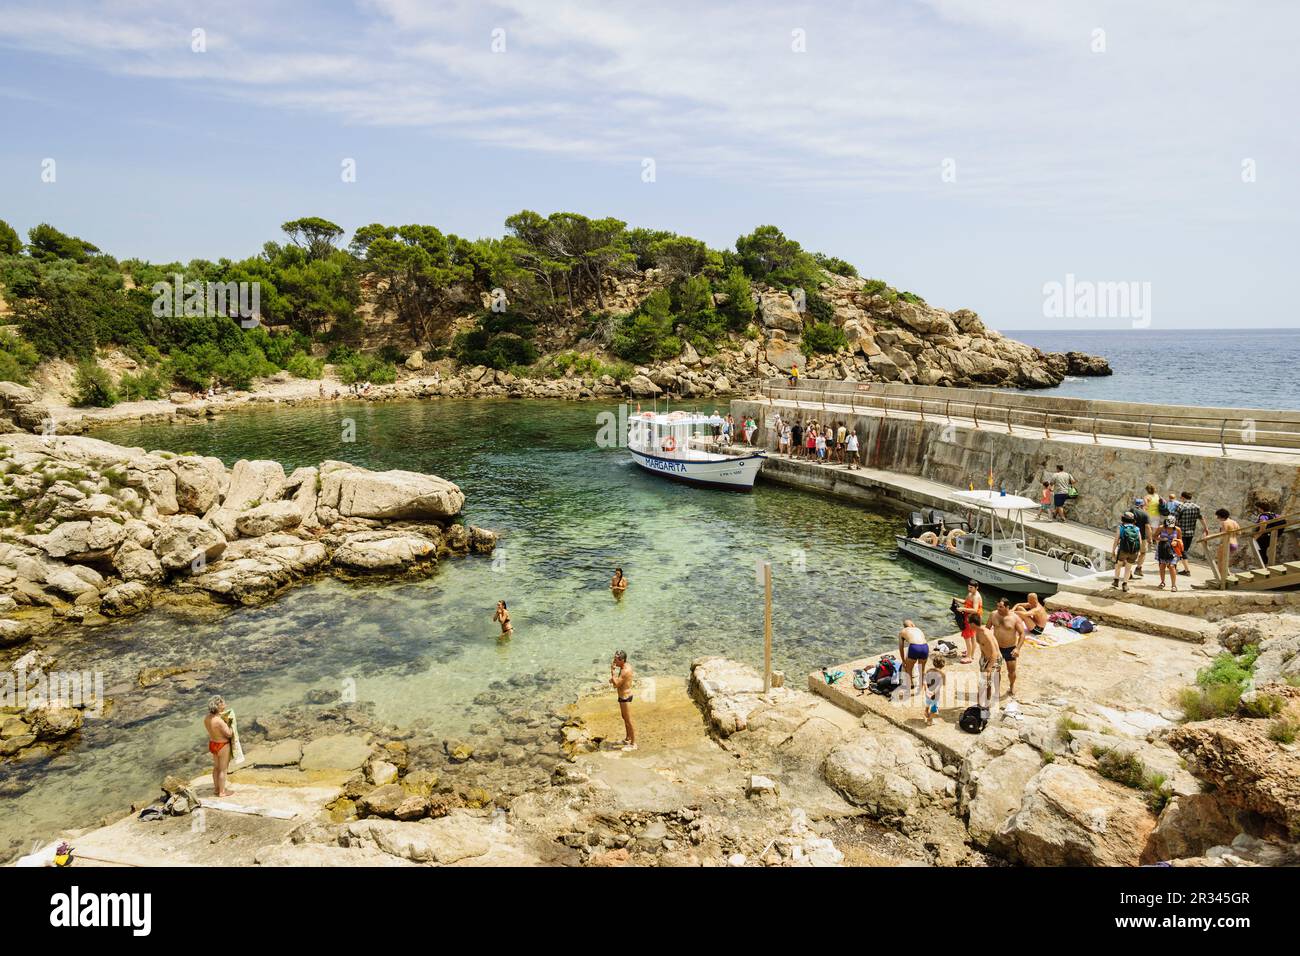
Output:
left=959, top=706, right=987, bottom=734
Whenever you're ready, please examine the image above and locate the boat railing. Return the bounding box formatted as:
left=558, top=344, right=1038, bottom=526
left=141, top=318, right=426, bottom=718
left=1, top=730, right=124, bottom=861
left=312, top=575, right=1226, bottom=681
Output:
left=757, top=380, right=1300, bottom=454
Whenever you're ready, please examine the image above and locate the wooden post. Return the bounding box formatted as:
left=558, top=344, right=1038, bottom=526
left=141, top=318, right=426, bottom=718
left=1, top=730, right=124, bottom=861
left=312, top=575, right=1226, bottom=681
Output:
left=760, top=560, right=773, bottom=693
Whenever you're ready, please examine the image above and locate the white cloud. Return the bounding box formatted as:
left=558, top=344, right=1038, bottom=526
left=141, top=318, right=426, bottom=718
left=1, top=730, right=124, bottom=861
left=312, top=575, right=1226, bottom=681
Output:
left=0, top=0, right=1295, bottom=218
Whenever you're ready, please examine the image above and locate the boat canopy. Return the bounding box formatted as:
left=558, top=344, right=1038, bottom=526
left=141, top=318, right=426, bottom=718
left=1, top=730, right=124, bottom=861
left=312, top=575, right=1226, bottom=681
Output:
left=951, top=489, right=1041, bottom=512
left=633, top=411, right=726, bottom=427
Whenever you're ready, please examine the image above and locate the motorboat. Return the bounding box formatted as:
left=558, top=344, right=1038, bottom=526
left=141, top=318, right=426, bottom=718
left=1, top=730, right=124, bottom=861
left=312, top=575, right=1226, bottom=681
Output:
left=627, top=410, right=766, bottom=491
left=895, top=489, right=1107, bottom=594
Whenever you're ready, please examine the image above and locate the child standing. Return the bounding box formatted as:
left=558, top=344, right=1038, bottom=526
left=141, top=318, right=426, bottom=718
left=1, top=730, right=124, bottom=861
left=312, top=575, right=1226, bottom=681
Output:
left=923, top=657, right=945, bottom=726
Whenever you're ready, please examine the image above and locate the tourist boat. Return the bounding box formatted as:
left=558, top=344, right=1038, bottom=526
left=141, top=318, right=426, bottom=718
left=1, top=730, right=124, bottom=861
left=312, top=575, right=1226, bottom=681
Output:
left=895, top=489, right=1107, bottom=594
left=627, top=410, right=766, bottom=491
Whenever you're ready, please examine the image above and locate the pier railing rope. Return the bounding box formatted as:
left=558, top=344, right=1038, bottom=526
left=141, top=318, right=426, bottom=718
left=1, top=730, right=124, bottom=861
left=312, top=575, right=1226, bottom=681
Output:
left=757, top=380, right=1300, bottom=454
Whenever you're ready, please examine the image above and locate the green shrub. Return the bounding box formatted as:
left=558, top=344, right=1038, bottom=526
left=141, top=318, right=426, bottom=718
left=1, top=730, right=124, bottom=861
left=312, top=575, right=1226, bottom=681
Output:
left=805, top=290, right=835, bottom=325
left=335, top=353, right=396, bottom=385
left=1268, top=716, right=1298, bottom=744
left=1179, top=683, right=1243, bottom=721
left=1241, top=693, right=1285, bottom=719
left=1092, top=747, right=1147, bottom=788
left=286, top=352, right=324, bottom=379
left=800, top=321, right=847, bottom=356
left=861, top=278, right=888, bottom=296
left=118, top=368, right=165, bottom=401
left=72, top=361, right=118, bottom=407
left=1056, top=715, right=1087, bottom=742
left=897, top=290, right=926, bottom=305
left=0, top=330, right=40, bottom=383
left=1197, top=650, right=1256, bottom=688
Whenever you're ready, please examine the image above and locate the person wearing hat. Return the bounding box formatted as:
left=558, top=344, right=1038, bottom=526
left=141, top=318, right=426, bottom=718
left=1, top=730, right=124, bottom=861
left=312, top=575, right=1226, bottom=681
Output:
left=1154, top=515, right=1184, bottom=590
left=1129, top=498, right=1150, bottom=577
left=1111, top=511, right=1143, bottom=592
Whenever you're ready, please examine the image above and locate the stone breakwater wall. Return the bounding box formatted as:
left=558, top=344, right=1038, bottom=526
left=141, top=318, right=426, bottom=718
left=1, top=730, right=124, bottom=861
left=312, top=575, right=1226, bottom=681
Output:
left=731, top=399, right=1300, bottom=542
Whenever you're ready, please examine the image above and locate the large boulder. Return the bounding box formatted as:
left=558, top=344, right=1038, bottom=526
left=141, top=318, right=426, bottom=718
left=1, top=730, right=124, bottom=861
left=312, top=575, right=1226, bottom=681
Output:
left=960, top=740, right=1044, bottom=848
left=112, top=540, right=164, bottom=584
left=1166, top=710, right=1300, bottom=837
left=331, top=530, right=439, bottom=573
left=235, top=501, right=304, bottom=537
left=821, top=732, right=952, bottom=816
left=627, top=374, right=661, bottom=398
left=758, top=292, right=804, bottom=333
left=37, top=518, right=128, bottom=562
left=154, top=515, right=227, bottom=572
left=995, top=763, right=1156, bottom=866
left=100, top=581, right=152, bottom=617
left=323, top=468, right=464, bottom=520
left=168, top=455, right=227, bottom=514
left=221, top=459, right=286, bottom=512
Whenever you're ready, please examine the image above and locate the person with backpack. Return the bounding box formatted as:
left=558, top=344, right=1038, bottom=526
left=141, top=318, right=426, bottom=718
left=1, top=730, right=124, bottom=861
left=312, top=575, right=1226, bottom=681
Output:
left=1154, top=516, right=1183, bottom=590
left=1111, top=511, right=1143, bottom=592
left=1130, top=498, right=1150, bottom=577
left=1175, top=491, right=1207, bottom=574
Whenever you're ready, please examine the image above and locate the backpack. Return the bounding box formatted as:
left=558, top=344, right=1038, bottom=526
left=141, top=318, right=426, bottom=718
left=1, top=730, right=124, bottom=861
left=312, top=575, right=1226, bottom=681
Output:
left=959, top=706, right=987, bottom=734
left=1156, top=534, right=1176, bottom=562
left=869, top=656, right=899, bottom=696
left=1118, top=523, right=1141, bottom=554
left=1069, top=615, right=1095, bottom=633
left=852, top=669, right=870, bottom=691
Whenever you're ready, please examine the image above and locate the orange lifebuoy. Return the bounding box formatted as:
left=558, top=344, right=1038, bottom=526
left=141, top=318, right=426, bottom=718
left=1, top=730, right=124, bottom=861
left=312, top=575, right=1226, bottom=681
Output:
left=662, top=436, right=677, bottom=452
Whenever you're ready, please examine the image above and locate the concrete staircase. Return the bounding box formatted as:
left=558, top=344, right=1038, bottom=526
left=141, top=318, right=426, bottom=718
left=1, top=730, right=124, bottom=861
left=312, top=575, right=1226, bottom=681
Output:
left=1044, top=591, right=1215, bottom=643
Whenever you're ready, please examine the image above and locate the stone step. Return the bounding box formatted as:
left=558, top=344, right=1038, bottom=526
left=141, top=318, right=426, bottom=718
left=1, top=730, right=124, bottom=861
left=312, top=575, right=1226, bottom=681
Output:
left=1044, top=591, right=1214, bottom=643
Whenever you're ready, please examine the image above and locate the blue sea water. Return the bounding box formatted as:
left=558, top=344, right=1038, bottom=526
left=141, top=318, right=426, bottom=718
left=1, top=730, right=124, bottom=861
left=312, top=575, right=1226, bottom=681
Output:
left=1004, top=328, right=1300, bottom=411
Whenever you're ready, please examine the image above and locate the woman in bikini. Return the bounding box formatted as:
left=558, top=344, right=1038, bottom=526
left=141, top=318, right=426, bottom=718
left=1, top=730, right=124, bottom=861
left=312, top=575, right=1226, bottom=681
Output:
left=610, top=567, right=628, bottom=597
left=493, top=600, right=513, bottom=638
left=204, top=695, right=235, bottom=797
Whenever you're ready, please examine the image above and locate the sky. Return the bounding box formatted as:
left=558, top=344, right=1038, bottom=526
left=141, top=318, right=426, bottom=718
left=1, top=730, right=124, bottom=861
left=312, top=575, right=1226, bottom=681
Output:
left=0, top=0, right=1296, bottom=331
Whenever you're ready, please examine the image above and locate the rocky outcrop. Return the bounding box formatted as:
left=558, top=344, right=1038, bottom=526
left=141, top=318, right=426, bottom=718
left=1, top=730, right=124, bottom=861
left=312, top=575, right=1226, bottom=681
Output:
left=0, top=433, right=495, bottom=649
left=1166, top=697, right=1300, bottom=838
left=994, top=763, right=1157, bottom=866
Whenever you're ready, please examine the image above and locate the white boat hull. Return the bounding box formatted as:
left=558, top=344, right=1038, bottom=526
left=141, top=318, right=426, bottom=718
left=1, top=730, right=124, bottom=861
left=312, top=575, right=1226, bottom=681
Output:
left=629, top=446, right=766, bottom=491
left=895, top=535, right=1097, bottom=594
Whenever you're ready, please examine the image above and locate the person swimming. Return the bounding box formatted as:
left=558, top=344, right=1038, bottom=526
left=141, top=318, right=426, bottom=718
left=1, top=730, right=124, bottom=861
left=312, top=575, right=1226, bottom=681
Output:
left=493, top=600, right=513, bottom=637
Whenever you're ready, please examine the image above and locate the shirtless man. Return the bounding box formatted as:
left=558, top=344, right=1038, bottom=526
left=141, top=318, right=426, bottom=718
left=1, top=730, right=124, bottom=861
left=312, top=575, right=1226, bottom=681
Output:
left=493, top=600, right=513, bottom=638
left=610, top=567, right=628, bottom=595
left=1010, top=593, right=1048, bottom=635
left=897, top=619, right=929, bottom=701
left=989, top=598, right=1027, bottom=696
left=204, top=695, right=235, bottom=797
left=974, top=623, right=1002, bottom=714
left=610, top=651, right=636, bottom=751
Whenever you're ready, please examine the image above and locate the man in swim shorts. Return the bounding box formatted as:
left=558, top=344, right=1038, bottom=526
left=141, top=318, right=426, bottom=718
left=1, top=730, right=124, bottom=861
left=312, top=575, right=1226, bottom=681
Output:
left=1010, top=592, right=1048, bottom=634
left=897, top=619, right=930, bottom=697
left=974, top=623, right=1002, bottom=714
left=204, top=694, right=235, bottom=797
left=610, top=651, right=637, bottom=751
left=990, top=598, right=1027, bottom=696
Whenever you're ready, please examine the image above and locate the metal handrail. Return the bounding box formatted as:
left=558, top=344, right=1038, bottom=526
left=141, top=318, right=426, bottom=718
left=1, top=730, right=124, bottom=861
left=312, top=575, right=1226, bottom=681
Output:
left=757, top=381, right=1300, bottom=452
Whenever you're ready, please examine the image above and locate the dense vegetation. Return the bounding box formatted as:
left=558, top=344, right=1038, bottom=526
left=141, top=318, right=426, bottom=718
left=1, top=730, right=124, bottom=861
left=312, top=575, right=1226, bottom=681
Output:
left=0, top=211, right=895, bottom=404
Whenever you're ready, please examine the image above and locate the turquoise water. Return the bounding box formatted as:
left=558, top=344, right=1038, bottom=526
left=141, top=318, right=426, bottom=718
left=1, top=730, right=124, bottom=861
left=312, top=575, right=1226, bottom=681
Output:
left=1, top=398, right=961, bottom=860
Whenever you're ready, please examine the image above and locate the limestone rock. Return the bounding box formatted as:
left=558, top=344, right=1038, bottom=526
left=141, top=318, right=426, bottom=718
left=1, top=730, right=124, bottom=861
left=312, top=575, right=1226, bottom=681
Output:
left=100, top=581, right=152, bottom=617
left=37, top=518, right=127, bottom=562
left=299, top=733, right=371, bottom=772
left=822, top=732, right=951, bottom=816
left=995, top=763, right=1157, bottom=866
left=154, top=515, right=227, bottom=572
left=235, top=500, right=303, bottom=537
left=331, top=530, right=438, bottom=573
left=320, top=465, right=464, bottom=520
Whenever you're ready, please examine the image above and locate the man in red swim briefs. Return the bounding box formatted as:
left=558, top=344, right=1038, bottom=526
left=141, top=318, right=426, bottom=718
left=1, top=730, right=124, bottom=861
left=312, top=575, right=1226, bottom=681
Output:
left=204, top=695, right=235, bottom=797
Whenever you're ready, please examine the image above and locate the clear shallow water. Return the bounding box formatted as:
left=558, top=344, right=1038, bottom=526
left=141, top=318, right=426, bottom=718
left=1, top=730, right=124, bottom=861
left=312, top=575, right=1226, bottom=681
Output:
left=1, top=399, right=961, bottom=860
left=1007, top=328, right=1300, bottom=411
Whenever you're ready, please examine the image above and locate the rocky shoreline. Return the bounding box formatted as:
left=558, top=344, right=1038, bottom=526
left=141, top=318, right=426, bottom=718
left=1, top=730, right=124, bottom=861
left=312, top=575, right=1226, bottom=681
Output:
left=0, top=431, right=494, bottom=766
left=17, top=608, right=1298, bottom=867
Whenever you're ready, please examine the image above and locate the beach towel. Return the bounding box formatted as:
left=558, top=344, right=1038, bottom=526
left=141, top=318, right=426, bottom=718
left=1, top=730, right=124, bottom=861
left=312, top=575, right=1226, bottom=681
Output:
left=1023, top=622, right=1089, bottom=648
left=223, top=709, right=246, bottom=765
